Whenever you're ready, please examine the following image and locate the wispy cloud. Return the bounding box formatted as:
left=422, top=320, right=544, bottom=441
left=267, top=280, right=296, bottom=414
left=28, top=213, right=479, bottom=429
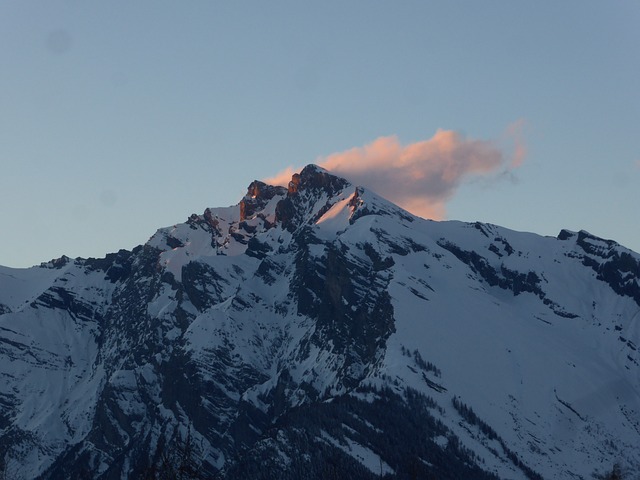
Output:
left=265, top=122, right=527, bottom=220
left=504, top=118, right=527, bottom=168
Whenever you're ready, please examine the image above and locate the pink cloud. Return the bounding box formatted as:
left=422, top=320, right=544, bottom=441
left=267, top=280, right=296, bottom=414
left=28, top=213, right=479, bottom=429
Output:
left=265, top=123, right=526, bottom=220
left=264, top=167, right=298, bottom=188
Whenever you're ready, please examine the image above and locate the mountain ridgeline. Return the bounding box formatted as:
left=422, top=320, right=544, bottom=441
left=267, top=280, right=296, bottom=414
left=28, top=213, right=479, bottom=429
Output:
left=0, top=165, right=639, bottom=479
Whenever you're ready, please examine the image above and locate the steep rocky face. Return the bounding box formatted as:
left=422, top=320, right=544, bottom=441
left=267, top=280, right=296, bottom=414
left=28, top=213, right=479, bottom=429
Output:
left=1, top=166, right=639, bottom=479
left=275, top=165, right=350, bottom=231
left=239, top=181, right=287, bottom=222
left=291, top=238, right=395, bottom=389
left=560, top=229, right=640, bottom=307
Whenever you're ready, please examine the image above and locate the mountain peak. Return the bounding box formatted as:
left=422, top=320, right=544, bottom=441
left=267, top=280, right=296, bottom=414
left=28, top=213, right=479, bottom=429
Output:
left=288, top=164, right=350, bottom=196
left=274, top=165, right=352, bottom=232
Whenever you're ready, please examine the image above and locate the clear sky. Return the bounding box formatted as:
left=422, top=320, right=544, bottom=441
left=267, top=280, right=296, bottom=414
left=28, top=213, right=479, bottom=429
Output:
left=1, top=1, right=639, bottom=268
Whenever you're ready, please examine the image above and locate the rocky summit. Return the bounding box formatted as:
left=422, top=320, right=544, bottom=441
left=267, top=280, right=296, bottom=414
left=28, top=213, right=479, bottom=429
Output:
left=1, top=165, right=639, bottom=479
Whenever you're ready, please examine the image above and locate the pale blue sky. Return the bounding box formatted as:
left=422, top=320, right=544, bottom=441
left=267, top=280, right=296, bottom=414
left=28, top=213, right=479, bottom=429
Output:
left=1, top=1, right=639, bottom=267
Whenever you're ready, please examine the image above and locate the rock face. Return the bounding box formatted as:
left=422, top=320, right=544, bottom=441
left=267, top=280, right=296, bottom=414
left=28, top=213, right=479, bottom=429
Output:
left=239, top=181, right=287, bottom=221
left=1, top=165, right=639, bottom=479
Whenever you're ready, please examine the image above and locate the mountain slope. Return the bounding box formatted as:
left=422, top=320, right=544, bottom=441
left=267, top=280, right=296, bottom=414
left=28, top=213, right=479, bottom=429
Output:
left=1, top=165, right=638, bottom=479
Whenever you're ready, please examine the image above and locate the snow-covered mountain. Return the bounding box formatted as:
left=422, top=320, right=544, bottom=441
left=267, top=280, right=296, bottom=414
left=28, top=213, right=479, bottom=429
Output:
left=1, top=165, right=639, bottom=479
